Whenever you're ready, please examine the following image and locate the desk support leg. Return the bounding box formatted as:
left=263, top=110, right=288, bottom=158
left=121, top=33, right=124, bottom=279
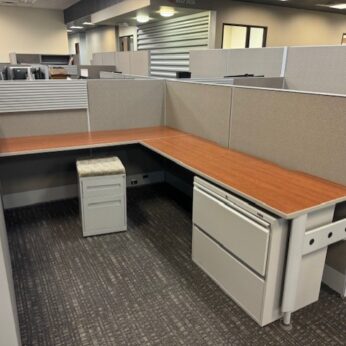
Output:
left=281, top=214, right=307, bottom=328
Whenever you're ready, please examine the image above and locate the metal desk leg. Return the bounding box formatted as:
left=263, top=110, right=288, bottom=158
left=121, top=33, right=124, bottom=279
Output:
left=281, top=214, right=307, bottom=328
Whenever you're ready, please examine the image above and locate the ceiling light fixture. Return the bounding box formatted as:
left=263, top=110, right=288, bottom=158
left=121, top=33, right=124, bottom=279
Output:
left=83, top=22, right=94, bottom=26
left=159, top=6, right=175, bottom=17
left=67, top=30, right=73, bottom=33
left=136, top=14, right=150, bottom=23
left=70, top=26, right=84, bottom=29
left=328, top=3, right=346, bottom=9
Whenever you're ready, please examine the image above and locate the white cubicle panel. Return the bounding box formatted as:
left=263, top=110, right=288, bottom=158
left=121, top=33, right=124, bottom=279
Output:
left=88, top=79, right=165, bottom=131
left=285, top=46, right=346, bottom=94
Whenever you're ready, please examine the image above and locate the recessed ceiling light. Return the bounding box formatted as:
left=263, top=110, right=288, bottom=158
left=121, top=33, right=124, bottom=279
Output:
left=70, top=26, right=84, bottom=29
left=329, top=3, right=346, bottom=9
left=67, top=29, right=73, bottom=33
left=83, top=22, right=94, bottom=26
left=136, top=14, right=150, bottom=23
left=159, top=6, right=175, bottom=17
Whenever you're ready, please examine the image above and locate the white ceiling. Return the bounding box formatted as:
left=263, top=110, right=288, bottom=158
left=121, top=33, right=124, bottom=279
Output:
left=0, top=0, right=80, bottom=10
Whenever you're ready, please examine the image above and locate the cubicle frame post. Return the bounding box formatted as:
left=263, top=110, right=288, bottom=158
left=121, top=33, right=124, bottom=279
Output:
left=281, top=214, right=307, bottom=327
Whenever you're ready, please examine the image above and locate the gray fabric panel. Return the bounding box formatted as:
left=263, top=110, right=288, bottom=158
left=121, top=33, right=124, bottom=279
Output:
left=190, top=50, right=228, bottom=78
left=233, top=77, right=284, bottom=89
left=285, top=46, right=346, bottom=94
left=165, top=81, right=232, bottom=147
left=227, top=48, right=284, bottom=77
left=229, top=88, right=346, bottom=186
left=129, top=51, right=150, bottom=76
left=88, top=80, right=165, bottom=131
left=0, top=109, right=88, bottom=138
left=115, top=52, right=131, bottom=74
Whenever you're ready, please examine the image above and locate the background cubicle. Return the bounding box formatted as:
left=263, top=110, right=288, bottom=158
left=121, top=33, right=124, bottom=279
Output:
left=190, top=45, right=346, bottom=95
left=91, top=51, right=150, bottom=76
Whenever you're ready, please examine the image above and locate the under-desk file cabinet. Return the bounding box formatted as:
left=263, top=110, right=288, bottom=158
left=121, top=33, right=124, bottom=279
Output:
left=192, top=177, right=289, bottom=326
left=192, top=177, right=334, bottom=326
left=77, top=157, right=127, bottom=237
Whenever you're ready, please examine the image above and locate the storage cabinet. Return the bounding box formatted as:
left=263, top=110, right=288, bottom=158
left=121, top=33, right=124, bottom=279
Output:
left=192, top=177, right=288, bottom=326
left=77, top=157, right=127, bottom=237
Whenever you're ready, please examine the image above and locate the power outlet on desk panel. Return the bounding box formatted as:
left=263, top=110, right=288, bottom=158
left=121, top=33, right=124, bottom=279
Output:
left=130, top=179, right=138, bottom=186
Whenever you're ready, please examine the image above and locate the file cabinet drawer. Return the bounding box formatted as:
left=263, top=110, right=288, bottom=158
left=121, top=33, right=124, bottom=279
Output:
left=82, top=196, right=126, bottom=237
left=192, top=226, right=265, bottom=323
left=81, top=175, right=125, bottom=199
left=193, top=187, right=270, bottom=276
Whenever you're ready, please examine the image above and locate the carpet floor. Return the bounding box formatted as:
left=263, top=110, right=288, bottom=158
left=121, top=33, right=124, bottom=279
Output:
left=5, top=184, right=346, bottom=346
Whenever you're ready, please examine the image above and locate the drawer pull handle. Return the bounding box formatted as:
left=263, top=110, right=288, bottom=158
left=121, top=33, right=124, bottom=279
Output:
left=88, top=200, right=121, bottom=208
left=87, top=184, right=120, bottom=190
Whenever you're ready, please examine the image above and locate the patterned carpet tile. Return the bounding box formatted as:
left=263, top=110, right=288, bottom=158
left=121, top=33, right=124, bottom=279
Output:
left=5, top=184, right=346, bottom=346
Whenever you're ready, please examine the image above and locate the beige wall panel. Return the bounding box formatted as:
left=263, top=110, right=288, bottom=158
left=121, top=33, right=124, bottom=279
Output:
left=285, top=46, right=346, bottom=94
left=130, top=51, right=150, bottom=76
left=229, top=88, right=346, bottom=186
left=0, top=110, right=88, bottom=138
left=0, top=6, right=68, bottom=62
left=215, top=1, right=346, bottom=48
left=190, top=50, right=228, bottom=78
left=227, top=48, right=284, bottom=77
left=166, top=81, right=232, bottom=147
left=88, top=80, right=164, bottom=131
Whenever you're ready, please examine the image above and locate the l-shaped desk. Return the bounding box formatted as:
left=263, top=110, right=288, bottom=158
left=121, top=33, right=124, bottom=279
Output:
left=1, top=126, right=346, bottom=328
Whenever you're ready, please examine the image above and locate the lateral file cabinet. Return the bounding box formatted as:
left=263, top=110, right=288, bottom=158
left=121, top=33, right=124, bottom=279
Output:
left=77, top=157, right=127, bottom=237
left=192, top=177, right=334, bottom=326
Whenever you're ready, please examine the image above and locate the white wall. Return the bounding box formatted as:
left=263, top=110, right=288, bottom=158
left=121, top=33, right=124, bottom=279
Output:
left=215, top=1, right=346, bottom=48
left=68, top=26, right=118, bottom=64
left=0, top=5, right=68, bottom=62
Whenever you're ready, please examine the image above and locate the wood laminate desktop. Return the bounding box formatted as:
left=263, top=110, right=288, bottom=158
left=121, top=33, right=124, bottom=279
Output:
left=1, top=126, right=346, bottom=219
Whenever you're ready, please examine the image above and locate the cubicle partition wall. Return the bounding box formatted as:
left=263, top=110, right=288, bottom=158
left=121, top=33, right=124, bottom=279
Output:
left=229, top=88, right=346, bottom=186
left=0, top=81, right=89, bottom=138
left=87, top=79, right=165, bottom=131
left=284, top=46, right=346, bottom=94
left=92, top=51, right=150, bottom=76
left=190, top=47, right=285, bottom=78
left=165, top=81, right=232, bottom=147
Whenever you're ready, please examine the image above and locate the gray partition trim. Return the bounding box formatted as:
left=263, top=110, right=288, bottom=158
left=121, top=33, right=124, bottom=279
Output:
left=0, top=109, right=88, bottom=138
left=285, top=46, right=346, bottom=94
left=88, top=79, right=165, bottom=131
left=165, top=80, right=232, bottom=147
left=229, top=87, right=346, bottom=186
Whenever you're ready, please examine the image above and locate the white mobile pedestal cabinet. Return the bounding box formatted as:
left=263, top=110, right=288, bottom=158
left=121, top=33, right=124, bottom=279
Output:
left=77, top=157, right=127, bottom=237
